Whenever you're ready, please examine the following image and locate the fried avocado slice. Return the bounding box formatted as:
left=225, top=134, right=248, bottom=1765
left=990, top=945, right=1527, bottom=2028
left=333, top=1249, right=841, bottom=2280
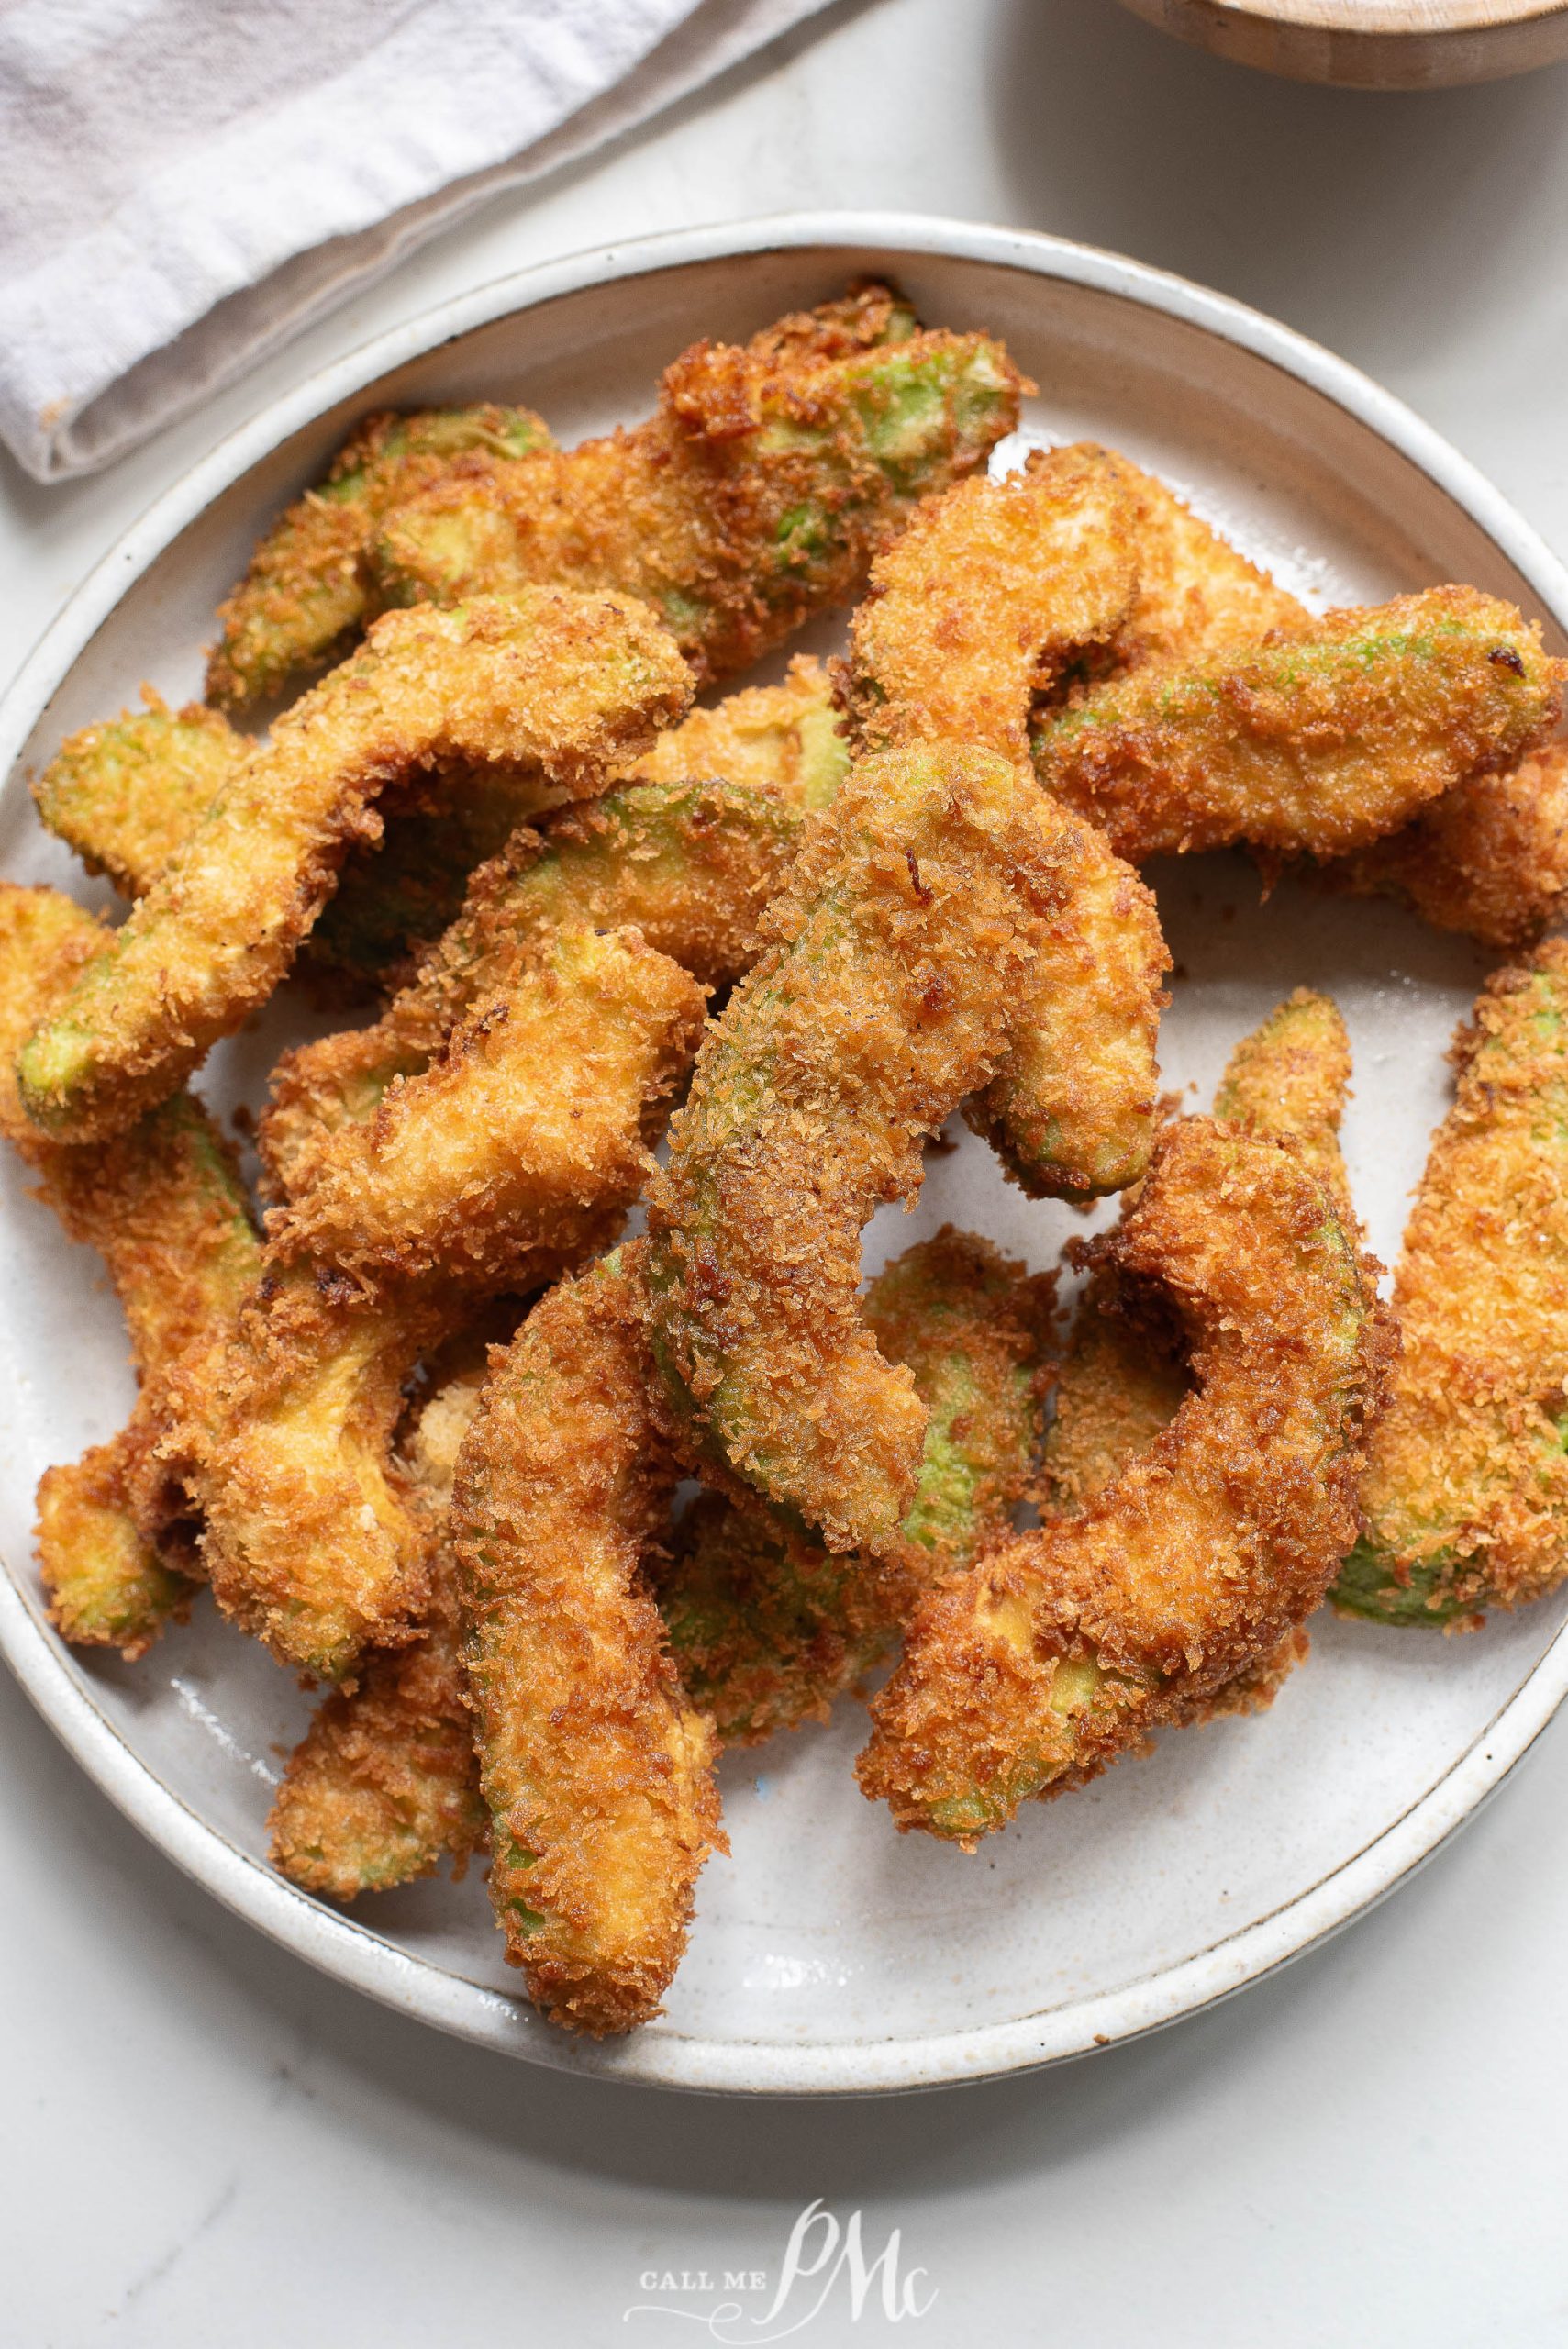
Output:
left=40, top=656, right=845, bottom=1004
left=206, top=405, right=555, bottom=711
left=209, top=283, right=910, bottom=710
left=373, top=325, right=1025, bottom=687
left=622, top=653, right=849, bottom=814
left=0, top=885, right=261, bottom=1655
left=265, top=924, right=706, bottom=1288
left=1044, top=991, right=1354, bottom=1720
left=33, top=694, right=243, bottom=896
left=1325, top=740, right=1568, bottom=952
left=163, top=1262, right=454, bottom=1680
left=269, top=1351, right=492, bottom=1898
left=661, top=1230, right=1052, bottom=1744
left=1094, top=452, right=1310, bottom=674
left=646, top=741, right=1064, bottom=1555
left=1034, top=586, right=1563, bottom=863
left=860, top=1117, right=1393, bottom=1840
left=451, top=1247, right=724, bottom=2036
left=843, top=446, right=1167, bottom=1198
left=260, top=664, right=848, bottom=1194
left=17, top=590, right=693, bottom=1143
left=844, top=444, right=1139, bottom=758
left=260, top=782, right=806, bottom=1198
left=1047, top=988, right=1356, bottom=1517
left=1081, top=455, right=1568, bottom=947
left=1335, top=941, right=1568, bottom=1626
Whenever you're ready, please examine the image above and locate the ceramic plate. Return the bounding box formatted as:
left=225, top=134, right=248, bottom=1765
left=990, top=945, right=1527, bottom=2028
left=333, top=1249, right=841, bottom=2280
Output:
left=2, top=216, right=1565, bottom=2097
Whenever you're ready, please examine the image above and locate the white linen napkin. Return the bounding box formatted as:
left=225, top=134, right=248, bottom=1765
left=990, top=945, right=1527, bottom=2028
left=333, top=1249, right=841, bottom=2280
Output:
left=0, top=0, right=836, bottom=484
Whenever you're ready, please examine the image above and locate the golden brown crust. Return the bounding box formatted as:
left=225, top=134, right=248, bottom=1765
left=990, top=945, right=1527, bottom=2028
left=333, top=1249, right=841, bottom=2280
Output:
left=660, top=1230, right=1054, bottom=1744
left=1345, top=940, right=1568, bottom=1618
left=373, top=325, right=1025, bottom=687
left=1325, top=740, right=1568, bottom=950
left=167, top=1262, right=460, bottom=1680
left=451, top=1248, right=724, bottom=2035
left=1037, top=585, right=1564, bottom=864
left=264, top=925, right=705, bottom=1287
left=843, top=445, right=1138, bottom=763
left=860, top=1119, right=1394, bottom=1839
left=646, top=743, right=1066, bottom=1553
left=18, top=589, right=694, bottom=1142
left=269, top=1358, right=492, bottom=1898
left=0, top=883, right=261, bottom=1654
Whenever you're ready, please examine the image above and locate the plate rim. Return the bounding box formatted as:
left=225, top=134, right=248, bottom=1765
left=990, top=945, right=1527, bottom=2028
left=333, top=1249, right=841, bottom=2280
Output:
left=4, top=209, right=1566, bottom=2098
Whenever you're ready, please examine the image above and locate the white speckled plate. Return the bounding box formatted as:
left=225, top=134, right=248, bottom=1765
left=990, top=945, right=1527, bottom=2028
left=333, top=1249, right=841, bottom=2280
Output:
left=2, top=216, right=1565, bottom=2097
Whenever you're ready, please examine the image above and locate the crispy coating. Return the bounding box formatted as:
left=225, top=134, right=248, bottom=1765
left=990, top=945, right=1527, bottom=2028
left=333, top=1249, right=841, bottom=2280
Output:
left=207, top=405, right=554, bottom=711
left=622, top=653, right=850, bottom=813
left=661, top=1230, right=1053, bottom=1744
left=1043, top=992, right=1354, bottom=1726
left=17, top=589, right=693, bottom=1142
left=1035, top=586, right=1563, bottom=863
left=0, top=884, right=261, bottom=1655
left=859, top=1118, right=1392, bottom=1840
left=210, top=284, right=909, bottom=709
left=646, top=742, right=1067, bottom=1553
left=265, top=924, right=706, bottom=1286
left=840, top=447, right=1168, bottom=1199
left=1214, top=986, right=1356, bottom=1222
left=269, top=1353, right=492, bottom=1898
left=260, top=785, right=793, bottom=1199
left=1325, top=740, right=1568, bottom=951
left=1096, top=454, right=1309, bottom=674
left=31, top=690, right=510, bottom=994
left=33, top=692, right=241, bottom=896
left=1084, top=454, right=1568, bottom=948
left=1335, top=941, right=1568, bottom=1625
left=373, top=324, right=1025, bottom=687
left=451, top=1248, right=724, bottom=2035
left=165, top=1262, right=458, bottom=1680
left=843, top=446, right=1139, bottom=760
left=1047, top=989, right=1355, bottom=1517
left=35, top=662, right=842, bottom=1005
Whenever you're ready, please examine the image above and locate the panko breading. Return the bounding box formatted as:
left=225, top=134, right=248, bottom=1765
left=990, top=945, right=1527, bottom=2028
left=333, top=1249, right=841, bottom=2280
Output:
left=0, top=884, right=261, bottom=1655
left=859, top=1118, right=1392, bottom=1840
left=451, top=1248, right=724, bottom=2036
left=1335, top=940, right=1568, bottom=1625
left=1326, top=740, right=1568, bottom=951
left=269, top=1349, right=495, bottom=1898
left=207, top=405, right=554, bottom=710
left=33, top=693, right=242, bottom=897
left=646, top=742, right=1067, bottom=1554
left=1043, top=992, right=1356, bottom=1720
left=259, top=785, right=798, bottom=1200
left=265, top=924, right=705, bottom=1287
left=660, top=1230, right=1053, bottom=1745
left=165, top=1263, right=461, bottom=1680
left=840, top=447, right=1168, bottom=1199
left=843, top=445, right=1138, bottom=760
left=1035, top=586, right=1563, bottom=863
left=37, top=656, right=847, bottom=1001
left=209, top=284, right=910, bottom=709
left=621, top=653, right=850, bottom=812
left=1047, top=988, right=1356, bottom=1516
left=17, top=589, right=693, bottom=1142
left=1096, top=454, right=1310, bottom=674
left=373, top=317, right=1025, bottom=690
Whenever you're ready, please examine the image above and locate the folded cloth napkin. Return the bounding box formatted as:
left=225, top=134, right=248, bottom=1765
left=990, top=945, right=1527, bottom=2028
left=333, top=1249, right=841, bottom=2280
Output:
left=0, top=0, right=837, bottom=483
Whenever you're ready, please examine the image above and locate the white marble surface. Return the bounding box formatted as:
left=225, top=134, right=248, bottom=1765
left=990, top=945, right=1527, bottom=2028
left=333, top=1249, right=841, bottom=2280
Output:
left=3, top=2, right=1567, bottom=2339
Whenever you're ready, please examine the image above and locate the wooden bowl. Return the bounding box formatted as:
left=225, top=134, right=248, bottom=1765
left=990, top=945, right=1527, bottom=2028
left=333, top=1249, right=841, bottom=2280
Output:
left=1114, top=0, right=1568, bottom=86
